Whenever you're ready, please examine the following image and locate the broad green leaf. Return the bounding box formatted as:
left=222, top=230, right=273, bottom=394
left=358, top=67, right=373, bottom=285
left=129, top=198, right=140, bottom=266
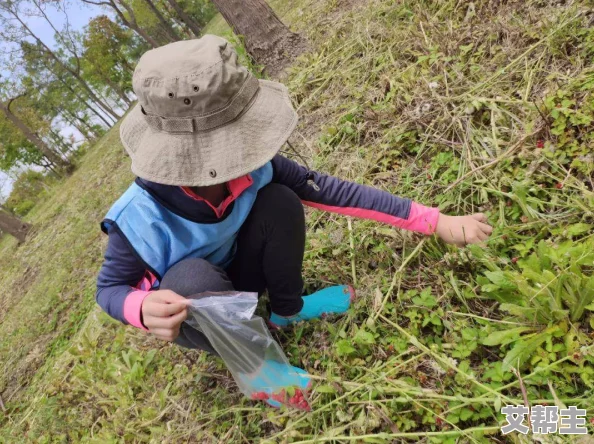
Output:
left=499, top=303, right=536, bottom=319
left=503, top=327, right=559, bottom=370
left=412, top=294, right=437, bottom=307
left=144, top=349, right=157, bottom=367
left=122, top=351, right=131, bottom=368
left=412, top=287, right=437, bottom=307
left=460, top=408, right=474, bottom=421
left=482, top=327, right=535, bottom=346
left=354, top=330, right=376, bottom=345
left=519, top=254, right=541, bottom=274
left=336, top=339, right=356, bottom=356
left=569, top=276, right=594, bottom=322
left=485, top=271, right=517, bottom=290
left=446, top=413, right=460, bottom=424
left=567, top=223, right=593, bottom=237
left=481, top=284, right=500, bottom=293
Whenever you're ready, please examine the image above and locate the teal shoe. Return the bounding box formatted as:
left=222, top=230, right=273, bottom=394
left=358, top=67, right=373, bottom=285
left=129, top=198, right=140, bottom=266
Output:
left=238, top=360, right=312, bottom=409
left=269, top=285, right=356, bottom=328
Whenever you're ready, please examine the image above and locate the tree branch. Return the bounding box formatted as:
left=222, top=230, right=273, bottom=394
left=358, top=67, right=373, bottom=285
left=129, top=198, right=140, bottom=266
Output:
left=80, top=0, right=113, bottom=7
left=29, top=0, right=83, bottom=75
left=6, top=92, right=28, bottom=112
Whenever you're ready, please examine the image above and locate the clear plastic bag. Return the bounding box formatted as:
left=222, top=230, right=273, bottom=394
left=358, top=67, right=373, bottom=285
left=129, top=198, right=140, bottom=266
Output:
left=185, top=291, right=311, bottom=410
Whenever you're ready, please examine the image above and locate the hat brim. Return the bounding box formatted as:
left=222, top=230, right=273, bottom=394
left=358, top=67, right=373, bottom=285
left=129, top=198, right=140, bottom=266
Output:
left=119, top=80, right=298, bottom=186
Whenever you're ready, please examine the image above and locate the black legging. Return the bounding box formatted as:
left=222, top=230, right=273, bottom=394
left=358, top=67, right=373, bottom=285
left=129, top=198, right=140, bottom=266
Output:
left=160, top=183, right=306, bottom=353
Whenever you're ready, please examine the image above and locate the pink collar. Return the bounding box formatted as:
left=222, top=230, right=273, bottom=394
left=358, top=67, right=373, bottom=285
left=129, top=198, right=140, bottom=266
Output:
left=180, top=174, right=253, bottom=218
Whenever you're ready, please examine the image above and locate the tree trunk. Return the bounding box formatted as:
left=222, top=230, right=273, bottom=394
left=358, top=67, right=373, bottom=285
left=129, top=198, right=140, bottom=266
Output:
left=112, top=0, right=161, bottom=48
left=119, top=57, right=135, bottom=74
left=61, top=108, right=97, bottom=140
left=104, top=77, right=132, bottom=106
left=117, top=0, right=161, bottom=47
left=49, top=128, right=74, bottom=153
left=0, top=101, right=71, bottom=170
left=172, top=18, right=194, bottom=39
left=33, top=42, right=117, bottom=127
left=210, top=0, right=306, bottom=75
left=143, top=0, right=181, bottom=42
left=54, top=75, right=115, bottom=127
left=166, top=0, right=202, bottom=37
left=40, top=158, right=60, bottom=175
left=0, top=208, right=31, bottom=243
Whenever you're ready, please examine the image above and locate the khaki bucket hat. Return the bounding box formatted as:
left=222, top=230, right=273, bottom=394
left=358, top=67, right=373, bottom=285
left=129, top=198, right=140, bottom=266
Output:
left=120, top=35, right=298, bottom=186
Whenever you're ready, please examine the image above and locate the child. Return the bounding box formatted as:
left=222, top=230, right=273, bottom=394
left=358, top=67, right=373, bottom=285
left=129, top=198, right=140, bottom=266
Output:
left=96, top=35, right=493, bottom=407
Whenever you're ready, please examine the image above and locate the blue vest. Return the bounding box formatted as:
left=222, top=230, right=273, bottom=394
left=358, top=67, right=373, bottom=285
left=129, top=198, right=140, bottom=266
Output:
left=103, top=163, right=273, bottom=281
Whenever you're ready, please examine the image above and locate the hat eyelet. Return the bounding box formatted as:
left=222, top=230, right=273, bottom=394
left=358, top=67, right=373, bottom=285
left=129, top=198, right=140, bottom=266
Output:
left=193, top=86, right=199, bottom=92
left=184, top=98, right=191, bottom=105
left=168, top=92, right=174, bottom=98
left=209, top=169, right=217, bottom=178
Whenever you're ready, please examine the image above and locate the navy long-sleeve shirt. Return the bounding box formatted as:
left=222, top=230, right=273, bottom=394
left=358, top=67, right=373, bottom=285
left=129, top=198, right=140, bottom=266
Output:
left=97, top=155, right=439, bottom=326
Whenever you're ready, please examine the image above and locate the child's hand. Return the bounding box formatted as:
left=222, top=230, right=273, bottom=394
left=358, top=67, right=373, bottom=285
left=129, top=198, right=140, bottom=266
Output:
left=435, top=213, right=493, bottom=247
left=141, top=290, right=190, bottom=342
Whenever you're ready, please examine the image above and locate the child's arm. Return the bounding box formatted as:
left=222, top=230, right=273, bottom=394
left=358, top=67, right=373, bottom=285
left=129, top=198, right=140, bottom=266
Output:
left=97, top=229, right=188, bottom=340
left=96, top=230, right=151, bottom=329
left=270, top=155, right=492, bottom=245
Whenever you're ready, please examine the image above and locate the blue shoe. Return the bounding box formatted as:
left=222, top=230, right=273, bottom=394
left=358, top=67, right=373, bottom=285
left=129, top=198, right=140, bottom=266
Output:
left=238, top=360, right=312, bottom=409
left=269, top=285, right=356, bottom=328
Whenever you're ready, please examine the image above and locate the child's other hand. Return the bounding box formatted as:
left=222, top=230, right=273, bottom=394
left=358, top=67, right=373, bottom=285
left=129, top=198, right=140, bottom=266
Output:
left=141, top=290, right=190, bottom=342
left=435, top=213, right=493, bottom=247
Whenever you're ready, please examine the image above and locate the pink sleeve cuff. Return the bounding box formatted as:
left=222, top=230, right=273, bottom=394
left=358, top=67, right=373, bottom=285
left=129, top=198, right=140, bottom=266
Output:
left=302, top=201, right=440, bottom=235
left=123, top=290, right=151, bottom=331
left=406, top=202, right=440, bottom=235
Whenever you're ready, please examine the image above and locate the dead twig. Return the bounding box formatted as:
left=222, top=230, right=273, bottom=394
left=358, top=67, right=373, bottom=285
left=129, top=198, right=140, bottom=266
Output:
left=512, top=368, right=531, bottom=430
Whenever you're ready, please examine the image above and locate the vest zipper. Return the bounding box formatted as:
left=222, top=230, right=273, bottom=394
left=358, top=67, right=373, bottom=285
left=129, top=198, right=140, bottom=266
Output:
left=306, top=172, right=320, bottom=191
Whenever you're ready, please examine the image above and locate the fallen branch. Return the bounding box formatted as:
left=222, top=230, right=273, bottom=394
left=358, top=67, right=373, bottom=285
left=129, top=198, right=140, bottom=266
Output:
left=0, top=394, right=6, bottom=412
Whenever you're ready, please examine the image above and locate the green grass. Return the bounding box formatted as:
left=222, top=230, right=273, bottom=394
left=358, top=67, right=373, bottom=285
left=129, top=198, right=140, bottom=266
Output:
left=2, top=0, right=594, bottom=442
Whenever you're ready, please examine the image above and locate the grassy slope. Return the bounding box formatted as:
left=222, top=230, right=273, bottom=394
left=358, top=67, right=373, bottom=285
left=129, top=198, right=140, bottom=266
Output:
left=1, top=0, right=594, bottom=442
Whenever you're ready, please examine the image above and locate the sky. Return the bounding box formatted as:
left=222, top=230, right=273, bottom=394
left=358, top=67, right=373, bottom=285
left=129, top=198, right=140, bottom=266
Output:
left=26, top=2, right=100, bottom=47
left=0, top=1, right=104, bottom=200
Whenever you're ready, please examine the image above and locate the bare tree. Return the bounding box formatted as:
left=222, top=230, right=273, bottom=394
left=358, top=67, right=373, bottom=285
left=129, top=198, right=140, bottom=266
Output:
left=165, top=0, right=202, bottom=37
left=210, top=0, right=306, bottom=75
left=0, top=206, right=31, bottom=243
left=81, top=0, right=159, bottom=48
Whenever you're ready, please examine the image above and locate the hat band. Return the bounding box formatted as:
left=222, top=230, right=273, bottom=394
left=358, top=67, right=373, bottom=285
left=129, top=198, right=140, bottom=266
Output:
left=141, top=75, right=260, bottom=134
